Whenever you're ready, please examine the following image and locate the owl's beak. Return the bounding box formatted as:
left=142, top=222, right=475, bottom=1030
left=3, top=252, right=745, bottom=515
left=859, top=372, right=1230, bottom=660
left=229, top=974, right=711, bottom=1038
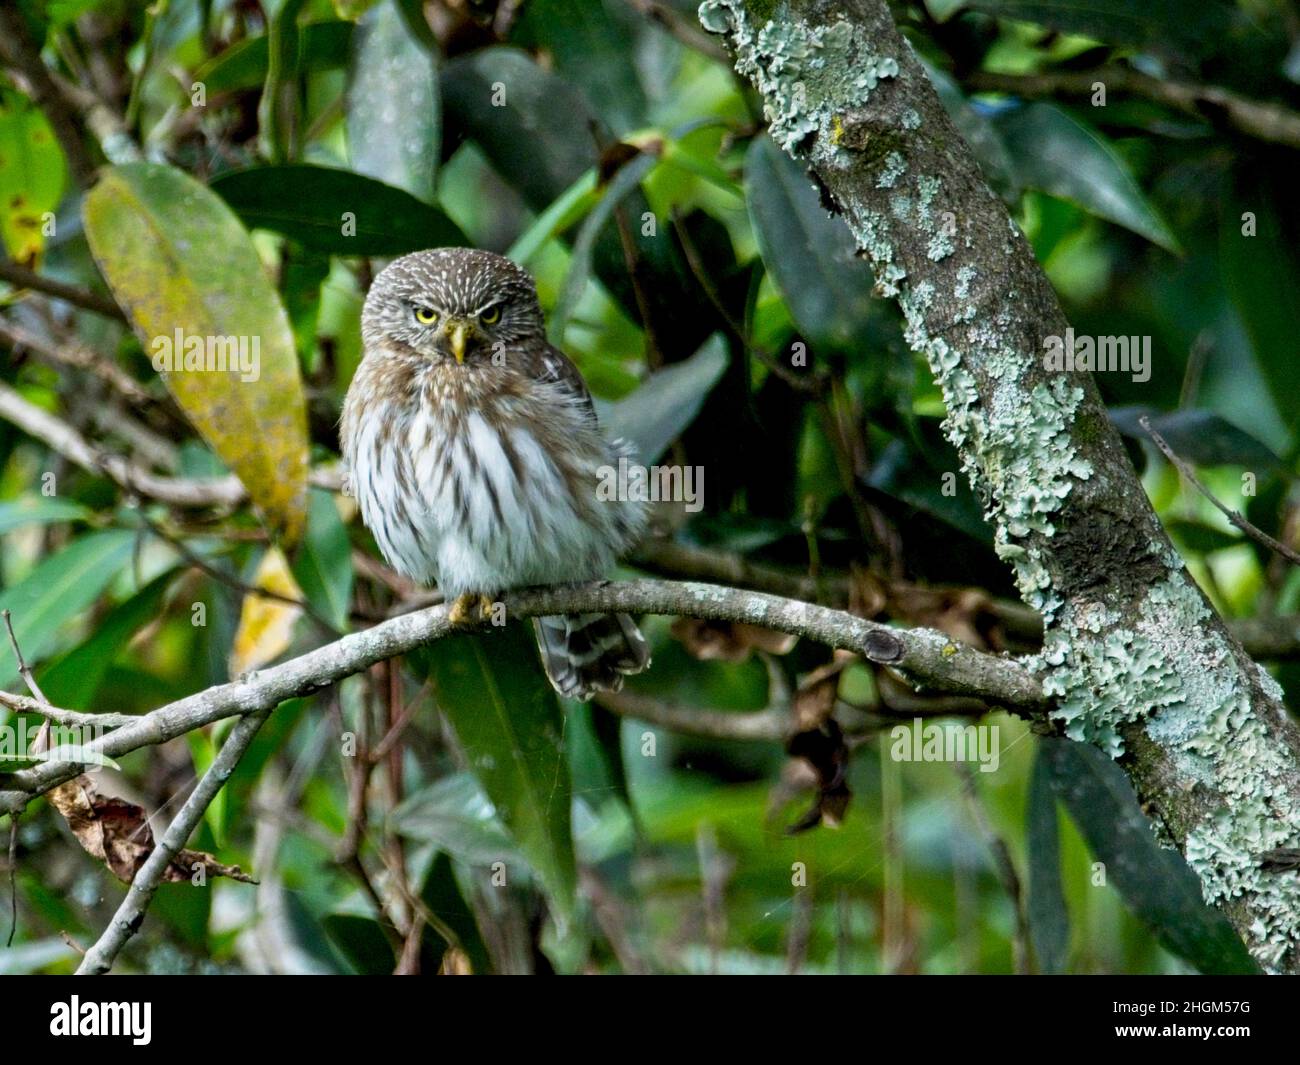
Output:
left=445, top=319, right=471, bottom=365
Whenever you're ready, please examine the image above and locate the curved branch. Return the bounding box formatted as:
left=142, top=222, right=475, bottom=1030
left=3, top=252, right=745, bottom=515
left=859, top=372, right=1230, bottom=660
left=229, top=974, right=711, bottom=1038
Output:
left=0, top=578, right=1049, bottom=814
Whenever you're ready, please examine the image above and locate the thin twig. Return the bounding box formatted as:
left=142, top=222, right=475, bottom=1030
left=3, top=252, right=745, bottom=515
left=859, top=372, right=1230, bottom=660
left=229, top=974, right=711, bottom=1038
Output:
left=2, top=609, right=50, bottom=706
left=1, top=607, right=52, bottom=951
left=967, top=66, right=1300, bottom=151
left=0, top=263, right=126, bottom=321
left=5, top=814, right=16, bottom=947
left=0, top=690, right=135, bottom=730
left=75, top=708, right=271, bottom=974
left=133, top=508, right=339, bottom=635
left=0, top=377, right=341, bottom=508
left=670, top=208, right=827, bottom=395
left=1141, top=415, right=1300, bottom=567
left=0, top=319, right=155, bottom=407
left=596, top=688, right=791, bottom=740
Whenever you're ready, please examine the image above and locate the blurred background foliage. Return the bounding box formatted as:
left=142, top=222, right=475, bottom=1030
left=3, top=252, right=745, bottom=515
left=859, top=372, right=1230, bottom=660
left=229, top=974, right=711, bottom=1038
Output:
left=0, top=0, right=1296, bottom=975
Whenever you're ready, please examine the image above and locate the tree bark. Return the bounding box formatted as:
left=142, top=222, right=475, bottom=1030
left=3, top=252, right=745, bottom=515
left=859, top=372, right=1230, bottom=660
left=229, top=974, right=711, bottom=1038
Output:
left=699, top=0, right=1300, bottom=971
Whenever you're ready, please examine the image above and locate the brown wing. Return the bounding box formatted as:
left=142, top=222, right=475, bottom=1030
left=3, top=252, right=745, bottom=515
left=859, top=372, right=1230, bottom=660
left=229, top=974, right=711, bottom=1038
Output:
left=538, top=342, right=598, bottom=427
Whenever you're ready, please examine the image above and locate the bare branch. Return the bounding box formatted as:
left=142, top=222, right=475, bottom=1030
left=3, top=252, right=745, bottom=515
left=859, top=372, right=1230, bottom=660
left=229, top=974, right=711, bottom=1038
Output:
left=0, top=578, right=1049, bottom=814
left=0, top=263, right=126, bottom=321
left=968, top=67, right=1300, bottom=152
left=0, top=377, right=341, bottom=508
left=0, top=690, right=135, bottom=731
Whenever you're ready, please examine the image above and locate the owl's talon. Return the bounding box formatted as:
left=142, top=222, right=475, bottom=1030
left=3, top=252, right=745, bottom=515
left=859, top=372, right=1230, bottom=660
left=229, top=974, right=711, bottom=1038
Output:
left=448, top=593, right=497, bottom=625
left=448, top=593, right=477, bottom=625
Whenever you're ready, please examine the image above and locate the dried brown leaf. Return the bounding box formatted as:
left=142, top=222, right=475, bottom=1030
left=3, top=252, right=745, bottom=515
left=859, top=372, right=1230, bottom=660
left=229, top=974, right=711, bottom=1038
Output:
left=46, top=774, right=255, bottom=884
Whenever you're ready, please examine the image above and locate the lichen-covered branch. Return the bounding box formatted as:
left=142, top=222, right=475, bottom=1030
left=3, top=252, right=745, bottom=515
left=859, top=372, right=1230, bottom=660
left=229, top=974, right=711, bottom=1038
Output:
left=0, top=578, right=1047, bottom=815
left=699, top=0, right=1300, bottom=971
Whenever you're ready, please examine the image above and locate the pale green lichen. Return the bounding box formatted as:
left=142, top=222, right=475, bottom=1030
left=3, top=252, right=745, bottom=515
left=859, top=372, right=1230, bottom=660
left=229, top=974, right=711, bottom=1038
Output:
left=1039, top=566, right=1300, bottom=969
left=698, top=0, right=898, bottom=157
left=876, top=150, right=906, bottom=188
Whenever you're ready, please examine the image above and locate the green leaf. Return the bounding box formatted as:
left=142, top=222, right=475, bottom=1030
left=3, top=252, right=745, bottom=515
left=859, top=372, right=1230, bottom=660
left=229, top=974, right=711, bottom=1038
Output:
left=194, top=21, right=354, bottom=93
left=954, top=0, right=1236, bottom=57
left=322, top=913, right=395, bottom=975
left=0, top=495, right=89, bottom=535
left=414, top=625, right=577, bottom=929
left=0, top=87, right=67, bottom=263
left=547, top=151, right=658, bottom=346
left=1110, top=406, right=1282, bottom=469
left=505, top=169, right=599, bottom=265
left=995, top=103, right=1180, bottom=254
left=347, top=0, right=440, bottom=203
left=746, top=134, right=880, bottom=352
left=420, top=850, right=494, bottom=974
left=82, top=163, right=309, bottom=543
left=1040, top=737, right=1261, bottom=975
left=1164, top=519, right=1242, bottom=555
left=37, top=568, right=176, bottom=709
left=210, top=164, right=467, bottom=255
left=511, top=0, right=647, bottom=135
left=0, top=529, right=136, bottom=687
left=390, top=772, right=522, bottom=865
left=188, top=728, right=227, bottom=846
left=597, top=333, right=728, bottom=464
left=1220, top=182, right=1300, bottom=431
left=1026, top=746, right=1069, bottom=973
left=441, top=47, right=708, bottom=341
left=290, top=488, right=353, bottom=632
left=442, top=47, right=598, bottom=213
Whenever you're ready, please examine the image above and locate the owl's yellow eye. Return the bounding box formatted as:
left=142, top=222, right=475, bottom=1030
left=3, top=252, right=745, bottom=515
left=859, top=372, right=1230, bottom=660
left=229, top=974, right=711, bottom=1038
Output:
left=414, top=306, right=438, bottom=325
left=479, top=305, right=501, bottom=326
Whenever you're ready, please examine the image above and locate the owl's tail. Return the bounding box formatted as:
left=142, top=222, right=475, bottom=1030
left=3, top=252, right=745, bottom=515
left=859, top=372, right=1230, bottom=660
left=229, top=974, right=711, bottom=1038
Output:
left=533, top=613, right=651, bottom=701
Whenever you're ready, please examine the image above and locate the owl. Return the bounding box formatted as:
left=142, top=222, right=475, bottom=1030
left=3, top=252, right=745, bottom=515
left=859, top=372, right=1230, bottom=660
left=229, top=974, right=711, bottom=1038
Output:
left=341, top=248, right=651, bottom=699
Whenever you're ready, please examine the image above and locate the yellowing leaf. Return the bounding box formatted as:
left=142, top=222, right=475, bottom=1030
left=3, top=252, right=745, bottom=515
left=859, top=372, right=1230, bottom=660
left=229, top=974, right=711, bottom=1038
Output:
left=230, top=547, right=303, bottom=675
left=0, top=88, right=66, bottom=264
left=82, top=163, right=308, bottom=542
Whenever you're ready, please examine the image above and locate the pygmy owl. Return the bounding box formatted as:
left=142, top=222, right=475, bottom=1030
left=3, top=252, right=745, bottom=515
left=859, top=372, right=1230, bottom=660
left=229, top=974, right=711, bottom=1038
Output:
left=341, top=248, right=651, bottom=699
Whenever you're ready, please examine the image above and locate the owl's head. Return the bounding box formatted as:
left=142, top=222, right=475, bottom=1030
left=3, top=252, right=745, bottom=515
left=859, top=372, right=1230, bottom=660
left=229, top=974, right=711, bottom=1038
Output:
left=362, top=247, right=544, bottom=366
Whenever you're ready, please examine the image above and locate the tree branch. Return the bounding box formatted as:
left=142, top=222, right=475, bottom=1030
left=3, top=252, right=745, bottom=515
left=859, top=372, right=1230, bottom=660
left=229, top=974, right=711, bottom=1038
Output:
left=699, top=0, right=1300, bottom=972
left=0, top=377, right=342, bottom=507
left=0, top=262, right=126, bottom=321
left=0, top=578, right=1049, bottom=814
left=967, top=67, right=1300, bottom=152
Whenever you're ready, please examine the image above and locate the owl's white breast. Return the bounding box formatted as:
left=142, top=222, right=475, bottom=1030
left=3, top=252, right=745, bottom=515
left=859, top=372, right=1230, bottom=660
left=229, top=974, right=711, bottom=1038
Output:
left=348, top=377, right=645, bottom=597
